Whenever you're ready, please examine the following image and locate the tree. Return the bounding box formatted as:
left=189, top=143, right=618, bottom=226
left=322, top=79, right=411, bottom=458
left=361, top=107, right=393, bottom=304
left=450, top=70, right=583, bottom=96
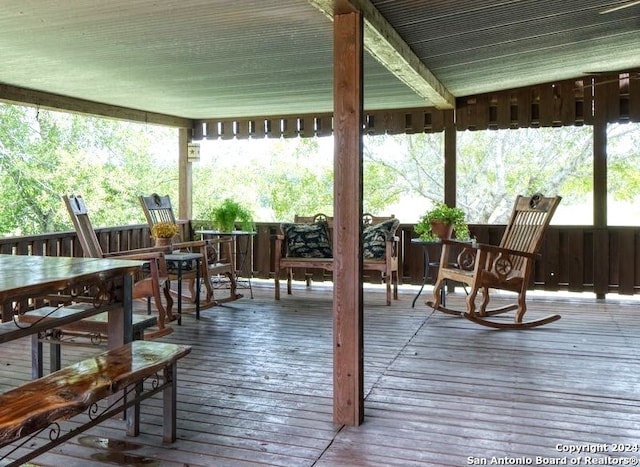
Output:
left=192, top=136, right=400, bottom=223
left=0, top=103, right=176, bottom=236
left=361, top=126, right=640, bottom=223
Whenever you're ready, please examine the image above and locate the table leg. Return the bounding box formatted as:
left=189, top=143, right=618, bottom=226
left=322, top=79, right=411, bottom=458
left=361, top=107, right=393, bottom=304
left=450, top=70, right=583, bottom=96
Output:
left=412, top=245, right=446, bottom=308
left=109, top=273, right=132, bottom=348
left=176, top=263, right=183, bottom=326
left=110, top=272, right=133, bottom=412
left=412, top=247, right=431, bottom=308
left=195, top=258, right=201, bottom=321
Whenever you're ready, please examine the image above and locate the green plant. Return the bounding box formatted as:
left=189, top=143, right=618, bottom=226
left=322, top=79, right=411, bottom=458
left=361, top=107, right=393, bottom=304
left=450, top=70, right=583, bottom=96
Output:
left=210, top=198, right=254, bottom=232
left=415, top=202, right=470, bottom=241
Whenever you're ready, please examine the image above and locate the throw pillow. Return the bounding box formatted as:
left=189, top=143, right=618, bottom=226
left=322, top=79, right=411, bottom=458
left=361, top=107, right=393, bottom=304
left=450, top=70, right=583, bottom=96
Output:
left=281, top=221, right=333, bottom=258
left=363, top=218, right=400, bottom=259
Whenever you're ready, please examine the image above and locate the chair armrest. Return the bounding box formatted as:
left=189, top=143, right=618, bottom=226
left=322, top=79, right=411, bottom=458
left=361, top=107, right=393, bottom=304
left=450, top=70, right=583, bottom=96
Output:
left=473, top=242, right=540, bottom=260
left=104, top=249, right=164, bottom=261
left=172, top=240, right=206, bottom=250
left=441, top=239, right=539, bottom=262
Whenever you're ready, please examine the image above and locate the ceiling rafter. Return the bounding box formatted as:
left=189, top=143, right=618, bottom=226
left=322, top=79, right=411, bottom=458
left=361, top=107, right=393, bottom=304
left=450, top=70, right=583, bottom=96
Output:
left=308, top=0, right=455, bottom=109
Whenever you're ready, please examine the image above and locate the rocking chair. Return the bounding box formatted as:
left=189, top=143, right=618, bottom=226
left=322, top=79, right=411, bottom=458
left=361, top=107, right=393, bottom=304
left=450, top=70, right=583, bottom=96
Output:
left=426, top=193, right=562, bottom=329
left=63, top=194, right=174, bottom=338
left=139, top=193, right=238, bottom=306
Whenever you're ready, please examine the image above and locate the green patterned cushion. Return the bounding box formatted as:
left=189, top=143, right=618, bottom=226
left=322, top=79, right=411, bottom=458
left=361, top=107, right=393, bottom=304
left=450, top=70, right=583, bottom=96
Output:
left=281, top=221, right=332, bottom=258
left=363, top=218, right=399, bottom=259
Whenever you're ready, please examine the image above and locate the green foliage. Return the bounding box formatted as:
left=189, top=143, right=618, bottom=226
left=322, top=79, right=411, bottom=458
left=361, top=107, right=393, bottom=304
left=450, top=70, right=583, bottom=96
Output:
left=414, top=203, right=470, bottom=241
left=365, top=127, right=603, bottom=224
left=3, top=99, right=640, bottom=238
left=206, top=198, right=254, bottom=232
left=0, top=103, right=177, bottom=236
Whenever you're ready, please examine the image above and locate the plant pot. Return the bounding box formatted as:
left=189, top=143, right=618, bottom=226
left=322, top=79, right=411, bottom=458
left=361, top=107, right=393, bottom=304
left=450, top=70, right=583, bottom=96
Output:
left=154, top=237, right=173, bottom=250
left=430, top=221, right=454, bottom=240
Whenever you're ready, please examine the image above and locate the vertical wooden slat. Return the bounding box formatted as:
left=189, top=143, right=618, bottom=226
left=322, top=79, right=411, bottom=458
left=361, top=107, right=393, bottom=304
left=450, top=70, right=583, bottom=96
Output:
left=220, top=120, right=230, bottom=139
left=559, top=81, right=576, bottom=125
left=567, top=230, right=584, bottom=292
left=316, top=116, right=333, bottom=137
left=602, top=75, right=621, bottom=122
left=252, top=119, right=266, bottom=138
left=474, top=94, right=489, bottom=130
left=629, top=74, right=640, bottom=122
left=582, top=78, right=595, bottom=125
left=333, top=10, right=364, bottom=427
left=593, top=228, right=609, bottom=298
left=573, top=78, right=586, bottom=125
left=428, top=109, right=445, bottom=132
left=540, top=228, right=560, bottom=290
left=381, top=111, right=404, bottom=134
left=516, top=87, right=532, bottom=127
left=368, top=111, right=382, bottom=133
left=192, top=121, right=205, bottom=140
left=266, top=118, right=279, bottom=138
left=538, top=84, right=554, bottom=126
left=236, top=119, right=250, bottom=139
left=454, top=97, right=469, bottom=130
left=618, top=230, right=635, bottom=294
left=299, top=116, right=315, bottom=137
left=281, top=117, right=298, bottom=138
left=404, top=110, right=423, bottom=134
left=495, top=91, right=510, bottom=129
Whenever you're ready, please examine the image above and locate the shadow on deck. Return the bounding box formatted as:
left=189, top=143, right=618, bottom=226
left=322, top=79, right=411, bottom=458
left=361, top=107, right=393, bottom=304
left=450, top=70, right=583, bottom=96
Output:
left=1, top=283, right=639, bottom=466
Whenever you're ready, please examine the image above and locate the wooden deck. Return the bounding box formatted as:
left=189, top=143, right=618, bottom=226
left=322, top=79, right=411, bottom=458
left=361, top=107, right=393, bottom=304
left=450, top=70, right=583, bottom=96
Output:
left=1, top=283, right=640, bottom=466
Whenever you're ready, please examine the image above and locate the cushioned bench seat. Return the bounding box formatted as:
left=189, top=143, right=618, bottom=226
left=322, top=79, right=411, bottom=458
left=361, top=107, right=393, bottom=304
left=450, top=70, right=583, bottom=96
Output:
left=274, top=213, right=400, bottom=305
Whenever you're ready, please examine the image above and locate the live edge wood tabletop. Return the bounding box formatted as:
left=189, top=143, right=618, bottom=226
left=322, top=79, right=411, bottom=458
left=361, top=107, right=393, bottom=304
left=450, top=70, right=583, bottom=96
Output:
left=0, top=254, right=192, bottom=466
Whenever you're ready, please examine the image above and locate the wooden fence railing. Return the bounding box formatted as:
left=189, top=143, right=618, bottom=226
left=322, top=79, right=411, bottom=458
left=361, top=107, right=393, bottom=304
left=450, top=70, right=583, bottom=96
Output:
left=1, top=222, right=638, bottom=298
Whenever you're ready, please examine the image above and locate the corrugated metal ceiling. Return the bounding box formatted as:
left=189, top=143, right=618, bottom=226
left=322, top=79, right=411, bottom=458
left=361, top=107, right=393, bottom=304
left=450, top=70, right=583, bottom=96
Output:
left=0, top=0, right=639, bottom=120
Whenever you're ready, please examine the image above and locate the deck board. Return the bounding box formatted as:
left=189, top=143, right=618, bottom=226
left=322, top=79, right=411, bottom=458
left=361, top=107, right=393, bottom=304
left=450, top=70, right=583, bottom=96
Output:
left=1, top=284, right=639, bottom=466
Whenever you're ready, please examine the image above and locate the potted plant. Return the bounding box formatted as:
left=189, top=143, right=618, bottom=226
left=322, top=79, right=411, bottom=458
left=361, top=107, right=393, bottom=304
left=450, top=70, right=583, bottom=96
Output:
left=415, top=202, right=470, bottom=241
left=210, top=198, right=254, bottom=232
left=151, top=221, right=180, bottom=248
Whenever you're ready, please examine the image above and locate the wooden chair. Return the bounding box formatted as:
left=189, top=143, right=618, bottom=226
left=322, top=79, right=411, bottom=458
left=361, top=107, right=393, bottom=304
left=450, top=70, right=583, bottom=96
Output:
left=427, top=193, right=562, bottom=329
left=63, top=194, right=174, bottom=337
left=139, top=193, right=238, bottom=306
left=274, top=213, right=400, bottom=305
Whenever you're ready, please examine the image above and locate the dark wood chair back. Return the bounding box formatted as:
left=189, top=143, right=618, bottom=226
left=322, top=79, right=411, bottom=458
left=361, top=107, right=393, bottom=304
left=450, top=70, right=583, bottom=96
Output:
left=139, top=193, right=177, bottom=228
left=63, top=194, right=105, bottom=258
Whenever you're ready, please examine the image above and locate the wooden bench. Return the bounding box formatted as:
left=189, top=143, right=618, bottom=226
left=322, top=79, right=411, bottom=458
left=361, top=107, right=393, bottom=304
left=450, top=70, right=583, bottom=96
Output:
left=274, top=213, right=400, bottom=305
left=18, top=304, right=158, bottom=378
left=0, top=340, right=191, bottom=466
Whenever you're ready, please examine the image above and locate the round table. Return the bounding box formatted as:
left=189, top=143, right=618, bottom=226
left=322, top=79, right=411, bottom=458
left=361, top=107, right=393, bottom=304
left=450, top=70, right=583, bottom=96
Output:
left=410, top=238, right=445, bottom=308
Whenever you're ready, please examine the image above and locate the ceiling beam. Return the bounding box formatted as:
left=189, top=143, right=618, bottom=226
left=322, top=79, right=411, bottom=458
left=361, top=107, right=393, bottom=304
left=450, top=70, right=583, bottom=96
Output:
left=0, top=83, right=194, bottom=129
left=308, top=0, right=455, bottom=110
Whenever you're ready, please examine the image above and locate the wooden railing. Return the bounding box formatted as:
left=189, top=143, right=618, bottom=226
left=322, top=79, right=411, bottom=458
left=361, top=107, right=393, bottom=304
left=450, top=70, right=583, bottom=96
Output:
left=1, top=222, right=638, bottom=298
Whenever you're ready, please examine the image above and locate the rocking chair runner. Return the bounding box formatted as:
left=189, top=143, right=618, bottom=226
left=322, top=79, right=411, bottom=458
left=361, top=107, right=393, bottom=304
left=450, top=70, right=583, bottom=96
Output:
left=427, top=193, right=562, bottom=329
left=63, top=194, right=174, bottom=338
left=139, top=193, right=238, bottom=306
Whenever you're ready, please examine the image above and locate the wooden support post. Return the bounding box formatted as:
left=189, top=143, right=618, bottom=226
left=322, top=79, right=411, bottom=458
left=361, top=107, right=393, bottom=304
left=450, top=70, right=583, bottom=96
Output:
left=443, top=109, right=456, bottom=208
left=178, top=128, right=193, bottom=220
left=333, top=10, right=364, bottom=426
left=593, top=79, right=608, bottom=299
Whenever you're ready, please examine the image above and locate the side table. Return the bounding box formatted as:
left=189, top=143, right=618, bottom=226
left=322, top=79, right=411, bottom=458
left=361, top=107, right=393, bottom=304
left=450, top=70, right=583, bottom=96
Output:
left=410, top=239, right=445, bottom=308
left=165, top=252, right=202, bottom=324
left=411, top=238, right=472, bottom=308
